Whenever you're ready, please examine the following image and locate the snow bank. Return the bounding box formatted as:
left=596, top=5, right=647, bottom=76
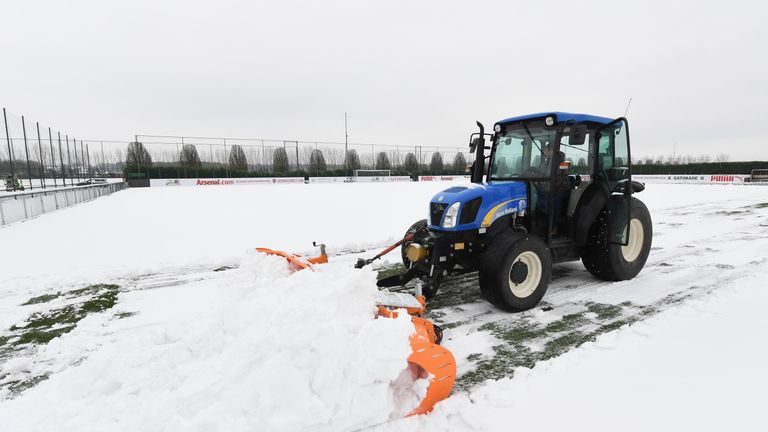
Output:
left=0, top=254, right=421, bottom=431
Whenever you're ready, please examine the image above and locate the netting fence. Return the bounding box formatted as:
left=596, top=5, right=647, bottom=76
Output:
left=1, top=107, right=130, bottom=191
left=128, top=135, right=474, bottom=179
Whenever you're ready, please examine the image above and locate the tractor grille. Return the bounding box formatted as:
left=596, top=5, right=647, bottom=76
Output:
left=459, top=197, right=483, bottom=225
left=430, top=202, right=448, bottom=226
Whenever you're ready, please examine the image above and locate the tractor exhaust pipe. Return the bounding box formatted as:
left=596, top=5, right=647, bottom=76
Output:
left=472, top=121, right=485, bottom=183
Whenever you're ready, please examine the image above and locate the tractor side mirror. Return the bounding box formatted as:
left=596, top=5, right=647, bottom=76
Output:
left=570, top=125, right=588, bottom=145
left=469, top=134, right=480, bottom=152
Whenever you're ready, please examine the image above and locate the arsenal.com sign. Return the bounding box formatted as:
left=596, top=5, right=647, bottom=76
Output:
left=150, top=178, right=305, bottom=187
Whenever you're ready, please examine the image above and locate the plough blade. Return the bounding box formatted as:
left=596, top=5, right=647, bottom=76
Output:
left=255, top=243, right=328, bottom=272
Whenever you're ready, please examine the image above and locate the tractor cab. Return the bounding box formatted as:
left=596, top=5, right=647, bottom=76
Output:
left=481, top=113, right=638, bottom=260
left=385, top=112, right=652, bottom=312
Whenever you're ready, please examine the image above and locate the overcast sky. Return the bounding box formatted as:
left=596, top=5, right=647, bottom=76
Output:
left=2, top=0, right=767, bottom=160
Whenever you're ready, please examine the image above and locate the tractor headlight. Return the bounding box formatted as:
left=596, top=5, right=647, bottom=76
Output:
left=442, top=202, right=461, bottom=228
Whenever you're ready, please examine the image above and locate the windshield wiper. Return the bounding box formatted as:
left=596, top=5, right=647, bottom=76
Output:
left=522, top=122, right=543, bottom=153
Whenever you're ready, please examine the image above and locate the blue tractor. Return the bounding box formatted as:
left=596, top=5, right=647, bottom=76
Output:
left=378, top=112, right=653, bottom=311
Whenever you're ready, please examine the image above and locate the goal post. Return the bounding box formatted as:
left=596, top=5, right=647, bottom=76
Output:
left=354, top=169, right=391, bottom=177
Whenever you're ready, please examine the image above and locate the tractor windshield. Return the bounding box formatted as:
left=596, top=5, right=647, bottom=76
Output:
left=490, top=122, right=558, bottom=180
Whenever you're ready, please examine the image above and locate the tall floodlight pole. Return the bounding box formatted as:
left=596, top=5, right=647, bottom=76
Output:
left=135, top=134, right=141, bottom=178
left=344, top=112, right=349, bottom=176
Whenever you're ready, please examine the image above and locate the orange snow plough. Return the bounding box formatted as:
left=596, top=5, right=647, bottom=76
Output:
left=255, top=243, right=456, bottom=416
left=255, top=242, right=329, bottom=272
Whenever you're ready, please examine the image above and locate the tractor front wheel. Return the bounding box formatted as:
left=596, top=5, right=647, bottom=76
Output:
left=479, top=234, right=552, bottom=312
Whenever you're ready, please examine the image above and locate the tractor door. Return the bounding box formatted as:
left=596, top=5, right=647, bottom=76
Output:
left=596, top=118, right=632, bottom=246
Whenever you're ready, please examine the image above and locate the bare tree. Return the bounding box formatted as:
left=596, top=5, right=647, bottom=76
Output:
left=429, top=152, right=444, bottom=174
left=273, top=147, right=289, bottom=173
left=229, top=144, right=248, bottom=171
left=180, top=144, right=202, bottom=167
left=309, top=149, right=327, bottom=174
left=403, top=152, right=418, bottom=174
left=452, top=152, right=467, bottom=174
left=345, top=149, right=361, bottom=172
left=126, top=142, right=152, bottom=166
left=375, top=152, right=391, bottom=170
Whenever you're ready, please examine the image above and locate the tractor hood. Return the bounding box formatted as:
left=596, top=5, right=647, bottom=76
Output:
left=428, top=181, right=527, bottom=232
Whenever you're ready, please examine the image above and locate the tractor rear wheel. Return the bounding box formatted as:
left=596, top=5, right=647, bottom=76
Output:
left=479, top=234, right=552, bottom=312
left=581, top=197, right=653, bottom=280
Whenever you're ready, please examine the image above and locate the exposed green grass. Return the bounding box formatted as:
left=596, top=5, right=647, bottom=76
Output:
left=586, top=302, right=624, bottom=320
left=21, top=292, right=62, bottom=306
left=466, top=353, right=482, bottom=361
left=375, top=263, right=407, bottom=281
left=454, top=301, right=643, bottom=390
left=1, top=284, right=121, bottom=398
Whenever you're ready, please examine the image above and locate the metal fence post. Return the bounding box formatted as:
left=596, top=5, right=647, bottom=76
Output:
left=73, top=138, right=81, bottom=182
left=49, top=128, right=57, bottom=187
left=58, top=132, right=65, bottom=187
left=3, top=108, right=16, bottom=185
left=36, top=122, right=45, bottom=189
left=66, top=135, right=73, bottom=185
left=80, top=140, right=86, bottom=179
left=86, top=143, right=92, bottom=178
left=22, top=116, right=34, bottom=190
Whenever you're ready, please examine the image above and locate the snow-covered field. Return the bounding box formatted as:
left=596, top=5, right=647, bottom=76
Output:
left=0, top=182, right=766, bottom=431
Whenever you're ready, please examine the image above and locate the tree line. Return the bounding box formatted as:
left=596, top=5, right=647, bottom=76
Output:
left=123, top=142, right=469, bottom=178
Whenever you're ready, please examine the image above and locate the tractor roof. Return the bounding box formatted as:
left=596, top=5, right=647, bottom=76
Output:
left=497, top=112, right=615, bottom=126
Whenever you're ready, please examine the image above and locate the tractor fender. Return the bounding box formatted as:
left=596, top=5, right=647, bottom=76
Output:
left=572, top=184, right=609, bottom=246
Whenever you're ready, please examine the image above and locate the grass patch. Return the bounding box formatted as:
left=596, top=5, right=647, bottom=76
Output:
left=15, top=325, right=77, bottom=345
left=466, top=353, right=482, bottom=361
left=1, top=284, right=121, bottom=397
left=586, top=302, right=624, bottom=320
left=21, top=292, right=62, bottom=306
left=375, top=263, right=407, bottom=281
left=544, top=313, right=590, bottom=333
left=753, top=202, right=768, bottom=209
left=455, top=301, right=643, bottom=390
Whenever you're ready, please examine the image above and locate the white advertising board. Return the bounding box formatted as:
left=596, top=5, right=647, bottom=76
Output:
left=150, top=178, right=305, bottom=187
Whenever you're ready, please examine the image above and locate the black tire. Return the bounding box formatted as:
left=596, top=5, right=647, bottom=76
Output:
left=581, top=197, right=653, bottom=280
left=479, top=234, right=552, bottom=312
left=401, top=219, right=428, bottom=267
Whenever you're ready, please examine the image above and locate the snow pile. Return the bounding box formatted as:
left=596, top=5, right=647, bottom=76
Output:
left=0, top=254, right=420, bottom=432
